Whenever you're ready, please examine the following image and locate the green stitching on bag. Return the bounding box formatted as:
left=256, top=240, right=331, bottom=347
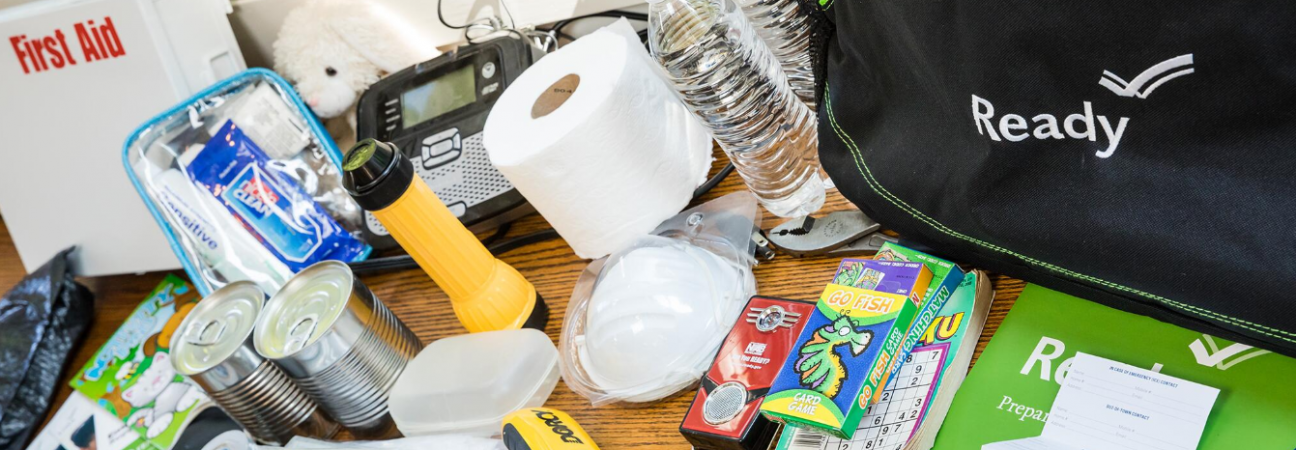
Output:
left=822, top=84, right=1296, bottom=344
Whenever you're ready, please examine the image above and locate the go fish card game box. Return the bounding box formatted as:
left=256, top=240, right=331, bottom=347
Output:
left=760, top=261, right=932, bottom=439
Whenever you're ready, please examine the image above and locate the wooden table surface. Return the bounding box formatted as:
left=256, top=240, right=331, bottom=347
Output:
left=9, top=159, right=1028, bottom=449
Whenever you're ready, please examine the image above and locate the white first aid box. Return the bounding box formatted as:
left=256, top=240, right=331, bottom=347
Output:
left=0, top=0, right=245, bottom=276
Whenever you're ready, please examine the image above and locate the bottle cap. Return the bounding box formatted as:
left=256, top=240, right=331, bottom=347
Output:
left=343, top=139, right=414, bottom=211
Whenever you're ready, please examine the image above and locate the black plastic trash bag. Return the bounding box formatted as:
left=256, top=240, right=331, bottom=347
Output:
left=0, top=248, right=94, bottom=450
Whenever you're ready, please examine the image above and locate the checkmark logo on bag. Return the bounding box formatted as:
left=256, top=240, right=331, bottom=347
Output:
left=1099, top=54, right=1194, bottom=99
left=1189, top=334, right=1269, bottom=370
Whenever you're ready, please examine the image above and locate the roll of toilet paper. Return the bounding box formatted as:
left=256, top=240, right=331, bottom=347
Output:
left=483, top=20, right=713, bottom=259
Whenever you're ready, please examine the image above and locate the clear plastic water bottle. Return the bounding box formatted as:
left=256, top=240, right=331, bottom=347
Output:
left=736, top=0, right=816, bottom=109
left=648, top=0, right=825, bottom=218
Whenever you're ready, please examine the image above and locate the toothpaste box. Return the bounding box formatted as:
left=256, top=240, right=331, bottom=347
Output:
left=759, top=260, right=931, bottom=439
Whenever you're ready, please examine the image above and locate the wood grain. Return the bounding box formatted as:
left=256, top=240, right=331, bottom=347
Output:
left=4, top=156, right=1026, bottom=449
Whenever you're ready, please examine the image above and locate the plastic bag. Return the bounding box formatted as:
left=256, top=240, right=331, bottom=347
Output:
left=559, top=191, right=761, bottom=406
left=124, top=69, right=370, bottom=296
left=184, top=120, right=367, bottom=272
left=0, top=248, right=94, bottom=449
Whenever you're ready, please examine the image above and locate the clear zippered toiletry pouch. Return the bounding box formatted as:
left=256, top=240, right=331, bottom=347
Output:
left=123, top=68, right=371, bottom=296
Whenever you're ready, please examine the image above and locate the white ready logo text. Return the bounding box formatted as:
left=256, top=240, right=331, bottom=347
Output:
left=972, top=95, right=1129, bottom=159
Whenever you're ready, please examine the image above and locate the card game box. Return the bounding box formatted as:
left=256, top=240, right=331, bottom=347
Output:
left=760, top=261, right=932, bottom=439
left=680, top=296, right=818, bottom=450
left=848, top=243, right=966, bottom=390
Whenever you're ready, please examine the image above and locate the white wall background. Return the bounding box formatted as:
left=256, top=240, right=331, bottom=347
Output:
left=230, top=0, right=644, bottom=68
left=0, top=0, right=645, bottom=69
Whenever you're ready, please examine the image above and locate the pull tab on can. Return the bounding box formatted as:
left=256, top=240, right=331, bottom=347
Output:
left=187, top=318, right=229, bottom=347
left=285, top=314, right=320, bottom=353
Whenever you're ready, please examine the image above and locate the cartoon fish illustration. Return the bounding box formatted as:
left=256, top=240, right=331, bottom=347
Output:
left=794, top=316, right=874, bottom=399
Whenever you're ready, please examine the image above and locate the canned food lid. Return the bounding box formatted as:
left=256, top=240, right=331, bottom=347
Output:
left=254, top=261, right=353, bottom=359
left=171, top=281, right=265, bottom=375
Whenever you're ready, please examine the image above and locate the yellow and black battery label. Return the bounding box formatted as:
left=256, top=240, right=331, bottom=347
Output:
left=502, top=408, right=599, bottom=450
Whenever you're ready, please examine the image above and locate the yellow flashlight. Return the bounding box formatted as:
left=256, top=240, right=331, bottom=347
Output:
left=342, top=139, right=545, bottom=332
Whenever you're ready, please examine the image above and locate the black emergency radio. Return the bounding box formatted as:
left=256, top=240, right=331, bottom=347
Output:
left=356, top=37, right=536, bottom=250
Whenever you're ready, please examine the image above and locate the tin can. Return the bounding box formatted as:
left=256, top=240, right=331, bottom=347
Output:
left=254, top=260, right=423, bottom=439
left=170, top=281, right=339, bottom=444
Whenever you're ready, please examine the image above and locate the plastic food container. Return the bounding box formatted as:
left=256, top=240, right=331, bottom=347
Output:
left=389, top=329, right=561, bottom=437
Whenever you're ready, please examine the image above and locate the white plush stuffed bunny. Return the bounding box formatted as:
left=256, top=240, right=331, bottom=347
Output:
left=273, top=0, right=438, bottom=140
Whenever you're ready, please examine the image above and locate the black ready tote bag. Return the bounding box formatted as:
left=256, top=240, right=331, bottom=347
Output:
left=806, top=1, right=1296, bottom=356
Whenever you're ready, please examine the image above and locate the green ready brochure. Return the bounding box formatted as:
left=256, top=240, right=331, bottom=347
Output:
left=933, top=284, right=1296, bottom=449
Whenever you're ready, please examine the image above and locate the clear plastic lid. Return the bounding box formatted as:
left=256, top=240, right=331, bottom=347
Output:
left=388, top=329, right=560, bottom=437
